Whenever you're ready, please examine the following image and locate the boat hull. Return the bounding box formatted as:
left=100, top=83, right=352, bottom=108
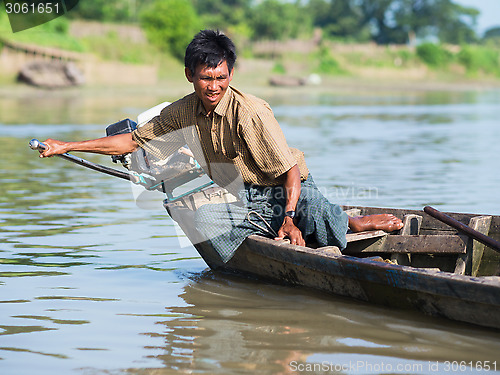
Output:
left=223, top=235, right=500, bottom=330
left=167, top=201, right=500, bottom=329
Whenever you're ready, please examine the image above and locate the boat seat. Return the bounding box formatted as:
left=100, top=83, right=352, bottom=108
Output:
left=344, top=234, right=467, bottom=255
left=344, top=214, right=466, bottom=256
left=346, top=230, right=387, bottom=242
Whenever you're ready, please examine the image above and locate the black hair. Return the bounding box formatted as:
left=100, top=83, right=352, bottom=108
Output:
left=184, top=29, right=237, bottom=75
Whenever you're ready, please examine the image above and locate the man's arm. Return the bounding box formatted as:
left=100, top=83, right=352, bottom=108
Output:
left=39, top=133, right=138, bottom=158
left=274, top=164, right=306, bottom=246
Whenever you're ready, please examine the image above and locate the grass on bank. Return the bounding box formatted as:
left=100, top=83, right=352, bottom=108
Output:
left=416, top=43, right=500, bottom=78
left=0, top=18, right=84, bottom=52
left=1, top=10, right=500, bottom=84
left=0, top=13, right=165, bottom=65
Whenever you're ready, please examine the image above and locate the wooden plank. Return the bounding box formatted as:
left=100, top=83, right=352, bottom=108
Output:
left=344, top=235, right=466, bottom=255
left=345, top=208, right=361, bottom=217
left=346, top=230, right=387, bottom=242
left=454, top=216, right=492, bottom=276
left=392, top=214, right=422, bottom=265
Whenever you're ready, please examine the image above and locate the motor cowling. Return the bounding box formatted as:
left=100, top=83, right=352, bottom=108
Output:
left=103, top=104, right=205, bottom=197
left=105, top=118, right=137, bottom=169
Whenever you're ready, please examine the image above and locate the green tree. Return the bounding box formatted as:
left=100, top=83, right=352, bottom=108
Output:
left=70, top=0, right=143, bottom=22
left=484, top=27, right=500, bottom=40
left=416, top=43, right=452, bottom=67
left=140, top=0, right=201, bottom=60
left=428, top=0, right=478, bottom=44
left=458, top=46, right=500, bottom=76
left=307, top=0, right=370, bottom=41
left=249, top=0, right=311, bottom=40
left=360, top=0, right=408, bottom=44
left=482, top=27, right=500, bottom=46
left=191, top=0, right=251, bottom=29
left=392, top=0, right=479, bottom=44
left=190, top=0, right=254, bottom=42
left=306, top=0, right=479, bottom=45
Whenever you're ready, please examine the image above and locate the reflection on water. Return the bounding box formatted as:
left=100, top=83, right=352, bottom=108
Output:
left=147, top=272, right=500, bottom=374
left=1, top=88, right=500, bottom=374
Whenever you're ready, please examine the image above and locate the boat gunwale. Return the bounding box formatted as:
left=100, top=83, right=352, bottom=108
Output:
left=242, top=234, right=500, bottom=294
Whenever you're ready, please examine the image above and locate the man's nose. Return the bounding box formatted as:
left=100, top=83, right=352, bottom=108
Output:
left=208, top=80, right=217, bottom=91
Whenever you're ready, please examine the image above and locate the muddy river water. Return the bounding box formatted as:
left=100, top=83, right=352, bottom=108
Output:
left=1, top=86, right=500, bottom=374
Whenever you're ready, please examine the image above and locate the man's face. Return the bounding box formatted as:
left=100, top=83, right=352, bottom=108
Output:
left=185, top=60, right=233, bottom=114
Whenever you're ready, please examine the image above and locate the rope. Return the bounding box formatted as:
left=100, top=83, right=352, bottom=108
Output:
left=245, top=211, right=278, bottom=238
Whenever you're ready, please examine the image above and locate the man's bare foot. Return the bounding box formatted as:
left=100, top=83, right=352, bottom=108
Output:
left=348, top=214, right=403, bottom=233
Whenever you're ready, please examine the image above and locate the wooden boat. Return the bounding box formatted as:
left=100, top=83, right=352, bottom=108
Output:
left=165, top=187, right=500, bottom=330
left=29, top=101, right=500, bottom=330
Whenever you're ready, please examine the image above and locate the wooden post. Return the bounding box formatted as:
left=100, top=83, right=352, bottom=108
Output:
left=454, top=216, right=492, bottom=276
left=391, top=214, right=422, bottom=265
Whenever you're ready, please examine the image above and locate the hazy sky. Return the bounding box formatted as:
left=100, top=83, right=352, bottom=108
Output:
left=453, top=0, right=500, bottom=34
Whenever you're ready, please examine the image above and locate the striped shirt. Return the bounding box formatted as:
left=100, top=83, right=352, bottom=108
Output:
left=132, top=86, right=309, bottom=187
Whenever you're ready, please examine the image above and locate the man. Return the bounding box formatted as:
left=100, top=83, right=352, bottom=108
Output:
left=40, top=30, right=403, bottom=263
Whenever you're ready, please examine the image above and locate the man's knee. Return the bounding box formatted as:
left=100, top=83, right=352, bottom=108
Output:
left=194, top=202, right=245, bottom=230
left=298, top=194, right=344, bottom=221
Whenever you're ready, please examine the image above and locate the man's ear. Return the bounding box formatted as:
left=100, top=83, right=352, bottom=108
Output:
left=229, top=68, right=234, bottom=82
left=185, top=67, right=194, bottom=83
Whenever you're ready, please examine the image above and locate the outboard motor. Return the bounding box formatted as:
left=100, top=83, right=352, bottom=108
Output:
left=104, top=103, right=211, bottom=201
left=105, top=118, right=137, bottom=169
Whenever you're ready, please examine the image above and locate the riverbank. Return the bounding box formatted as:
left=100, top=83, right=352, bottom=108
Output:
left=2, top=72, right=499, bottom=129
left=2, top=18, right=500, bottom=94
left=2, top=65, right=499, bottom=102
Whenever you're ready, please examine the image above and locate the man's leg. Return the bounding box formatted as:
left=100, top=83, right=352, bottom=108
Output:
left=194, top=201, right=275, bottom=262
left=295, top=176, right=403, bottom=249
left=294, top=178, right=349, bottom=249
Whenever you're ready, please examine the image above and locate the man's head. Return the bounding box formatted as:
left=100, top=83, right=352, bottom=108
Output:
left=185, top=30, right=237, bottom=114
left=184, top=29, right=237, bottom=76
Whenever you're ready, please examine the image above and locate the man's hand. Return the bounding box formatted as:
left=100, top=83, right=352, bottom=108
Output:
left=39, top=139, right=69, bottom=158
left=275, top=216, right=305, bottom=246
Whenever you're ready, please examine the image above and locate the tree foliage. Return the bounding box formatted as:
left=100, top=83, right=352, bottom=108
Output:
left=484, top=27, right=500, bottom=40
left=69, top=0, right=147, bottom=22
left=482, top=27, right=500, bottom=47
left=249, top=0, right=311, bottom=40
left=457, top=46, right=500, bottom=76
left=308, top=0, right=371, bottom=41
left=306, top=0, right=480, bottom=45
left=139, top=0, right=200, bottom=60
left=191, top=0, right=251, bottom=30
left=67, top=0, right=485, bottom=46
left=416, top=43, right=452, bottom=67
